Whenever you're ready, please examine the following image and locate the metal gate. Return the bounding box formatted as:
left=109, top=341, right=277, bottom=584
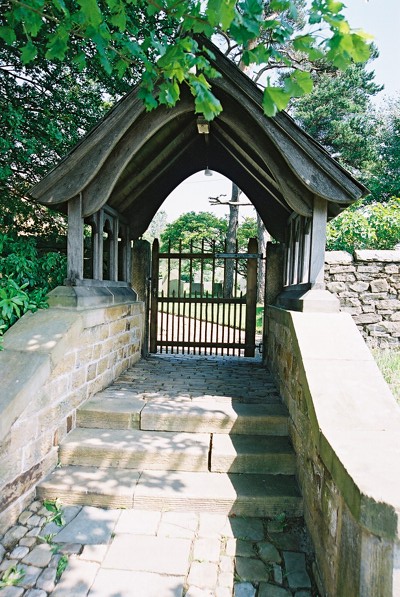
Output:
left=149, top=238, right=259, bottom=357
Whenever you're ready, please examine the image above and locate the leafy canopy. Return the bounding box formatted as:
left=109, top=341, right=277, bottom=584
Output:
left=1, top=0, right=372, bottom=118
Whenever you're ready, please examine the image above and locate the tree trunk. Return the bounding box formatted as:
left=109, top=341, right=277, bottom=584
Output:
left=223, top=183, right=240, bottom=298
left=256, top=213, right=270, bottom=304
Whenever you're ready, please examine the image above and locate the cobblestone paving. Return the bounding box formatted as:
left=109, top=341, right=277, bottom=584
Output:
left=0, top=355, right=320, bottom=596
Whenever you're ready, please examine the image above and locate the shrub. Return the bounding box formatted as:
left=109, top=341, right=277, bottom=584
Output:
left=0, top=233, right=67, bottom=339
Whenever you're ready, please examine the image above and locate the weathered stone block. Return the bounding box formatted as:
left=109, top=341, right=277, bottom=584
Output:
left=349, top=281, right=369, bottom=292
left=353, top=313, right=382, bottom=325
left=327, top=282, right=346, bottom=293
left=370, top=278, right=389, bottom=293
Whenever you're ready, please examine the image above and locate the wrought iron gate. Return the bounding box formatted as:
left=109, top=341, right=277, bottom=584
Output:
left=149, top=238, right=259, bottom=357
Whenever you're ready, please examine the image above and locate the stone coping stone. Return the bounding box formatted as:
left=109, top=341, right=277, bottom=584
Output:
left=0, top=350, right=50, bottom=442
left=268, top=306, right=400, bottom=539
left=354, top=249, right=400, bottom=262
left=325, top=251, right=353, bottom=264
left=48, top=285, right=138, bottom=309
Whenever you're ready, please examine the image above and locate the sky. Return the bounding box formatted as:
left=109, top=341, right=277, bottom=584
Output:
left=159, top=1, right=399, bottom=225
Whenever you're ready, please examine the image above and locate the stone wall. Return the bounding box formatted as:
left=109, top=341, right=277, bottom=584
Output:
left=266, top=306, right=400, bottom=597
left=325, top=250, right=400, bottom=348
left=0, top=289, right=144, bottom=534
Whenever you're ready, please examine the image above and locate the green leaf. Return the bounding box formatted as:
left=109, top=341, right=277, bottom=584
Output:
left=262, top=86, right=290, bottom=117
left=110, top=8, right=127, bottom=31
left=158, top=80, right=180, bottom=107
left=77, top=0, right=102, bottom=27
left=0, top=26, right=16, bottom=44
left=45, top=26, right=70, bottom=60
left=20, top=41, right=37, bottom=64
left=285, top=70, right=313, bottom=98
left=206, top=0, right=236, bottom=30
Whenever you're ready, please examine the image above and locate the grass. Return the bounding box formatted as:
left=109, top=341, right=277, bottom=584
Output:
left=373, top=349, right=400, bottom=403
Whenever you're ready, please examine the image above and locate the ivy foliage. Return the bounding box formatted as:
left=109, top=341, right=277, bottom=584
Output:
left=327, top=198, right=400, bottom=253
left=1, top=0, right=372, bottom=119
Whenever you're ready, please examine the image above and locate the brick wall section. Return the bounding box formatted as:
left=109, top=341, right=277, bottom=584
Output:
left=325, top=250, right=400, bottom=348
left=0, top=300, right=144, bottom=534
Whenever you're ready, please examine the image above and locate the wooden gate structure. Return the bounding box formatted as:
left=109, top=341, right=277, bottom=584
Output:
left=149, top=238, right=259, bottom=357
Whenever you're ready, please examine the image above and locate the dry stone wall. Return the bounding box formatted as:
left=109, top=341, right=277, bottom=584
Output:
left=0, top=296, right=144, bottom=534
left=325, top=250, right=400, bottom=347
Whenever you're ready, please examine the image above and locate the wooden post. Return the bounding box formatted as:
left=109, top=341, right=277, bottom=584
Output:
left=149, top=238, right=160, bottom=353
left=245, top=237, right=258, bottom=357
left=67, top=194, right=84, bottom=283
left=132, top=240, right=151, bottom=356
left=91, top=210, right=104, bottom=280
left=309, top=196, right=328, bottom=289
left=110, top=215, right=119, bottom=281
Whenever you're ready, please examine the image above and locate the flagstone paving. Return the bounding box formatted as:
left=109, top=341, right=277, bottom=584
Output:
left=0, top=500, right=317, bottom=596
left=0, top=355, right=320, bottom=595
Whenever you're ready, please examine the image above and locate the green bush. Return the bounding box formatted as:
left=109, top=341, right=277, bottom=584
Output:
left=0, top=234, right=67, bottom=338
left=327, top=197, right=400, bottom=253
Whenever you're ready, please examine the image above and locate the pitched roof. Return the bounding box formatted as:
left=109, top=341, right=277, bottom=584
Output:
left=30, top=38, right=368, bottom=241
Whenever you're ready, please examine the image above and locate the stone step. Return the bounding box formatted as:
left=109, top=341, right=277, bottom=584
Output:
left=140, top=401, right=289, bottom=435
left=77, top=391, right=145, bottom=429
left=36, top=466, right=303, bottom=517
left=59, top=428, right=210, bottom=472
left=210, top=434, right=297, bottom=474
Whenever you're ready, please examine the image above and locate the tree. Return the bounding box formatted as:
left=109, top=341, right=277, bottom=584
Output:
left=0, top=37, right=122, bottom=237
left=288, top=58, right=382, bottom=176
left=160, top=211, right=227, bottom=252
left=365, top=96, right=400, bottom=202
left=1, top=0, right=372, bottom=120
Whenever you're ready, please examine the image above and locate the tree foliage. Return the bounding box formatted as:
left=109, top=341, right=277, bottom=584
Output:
left=160, top=211, right=228, bottom=252
left=1, top=0, right=372, bottom=119
left=289, top=58, right=382, bottom=175
left=327, top=198, right=400, bottom=252
left=365, top=96, right=400, bottom=202
left=0, top=35, right=125, bottom=237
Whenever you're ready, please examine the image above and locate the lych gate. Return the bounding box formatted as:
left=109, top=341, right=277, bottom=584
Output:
left=30, top=38, right=367, bottom=328
left=12, top=37, right=398, bottom=597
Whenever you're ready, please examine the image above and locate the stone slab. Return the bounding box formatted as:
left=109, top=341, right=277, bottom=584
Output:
left=60, top=427, right=210, bottom=472
left=22, top=544, right=52, bottom=567
left=134, top=471, right=302, bottom=517
left=77, top=393, right=145, bottom=429
left=36, top=466, right=139, bottom=508
left=282, top=552, right=311, bottom=589
left=211, top=434, right=296, bottom=474
left=114, top=509, right=161, bottom=535
left=52, top=506, right=119, bottom=544
left=258, top=584, right=291, bottom=597
left=88, top=569, right=185, bottom=597
left=50, top=558, right=99, bottom=597
left=234, top=582, right=256, bottom=597
left=102, top=534, right=191, bottom=575
left=354, top=250, right=400, bottom=262
left=235, top=557, right=270, bottom=581
left=141, top=401, right=288, bottom=435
